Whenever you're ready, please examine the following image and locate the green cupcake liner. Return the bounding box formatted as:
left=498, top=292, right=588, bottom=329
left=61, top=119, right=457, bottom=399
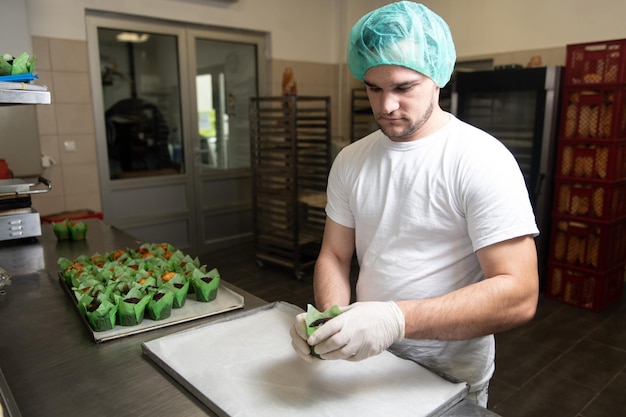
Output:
left=191, top=268, right=220, bottom=302
left=146, top=290, right=175, bottom=321
left=305, top=304, right=342, bottom=358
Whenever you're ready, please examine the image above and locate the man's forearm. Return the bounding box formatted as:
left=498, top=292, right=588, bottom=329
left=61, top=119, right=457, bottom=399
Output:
left=313, top=253, right=353, bottom=310
left=398, top=273, right=538, bottom=340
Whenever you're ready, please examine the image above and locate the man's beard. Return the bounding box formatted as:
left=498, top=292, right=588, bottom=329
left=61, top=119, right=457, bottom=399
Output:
left=379, top=98, right=435, bottom=140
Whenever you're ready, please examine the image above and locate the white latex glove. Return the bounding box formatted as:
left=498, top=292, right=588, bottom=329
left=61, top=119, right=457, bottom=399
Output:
left=308, top=301, right=405, bottom=362
left=290, top=312, right=317, bottom=362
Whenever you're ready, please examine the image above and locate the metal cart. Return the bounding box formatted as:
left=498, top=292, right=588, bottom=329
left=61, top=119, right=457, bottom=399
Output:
left=249, top=96, right=331, bottom=279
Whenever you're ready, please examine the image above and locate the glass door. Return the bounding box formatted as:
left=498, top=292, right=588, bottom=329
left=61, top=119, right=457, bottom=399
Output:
left=87, top=14, right=268, bottom=255
left=194, top=38, right=259, bottom=171
left=196, top=67, right=223, bottom=170
left=188, top=31, right=265, bottom=252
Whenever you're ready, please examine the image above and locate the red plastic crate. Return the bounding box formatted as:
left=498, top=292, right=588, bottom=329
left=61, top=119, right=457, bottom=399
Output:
left=553, top=179, right=626, bottom=221
left=556, top=139, right=626, bottom=181
left=564, top=39, right=626, bottom=86
left=549, top=217, right=626, bottom=271
left=559, top=86, right=626, bottom=139
left=546, top=261, right=624, bottom=312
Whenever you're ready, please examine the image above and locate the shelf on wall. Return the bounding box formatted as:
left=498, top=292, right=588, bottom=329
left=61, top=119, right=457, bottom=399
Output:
left=0, top=89, right=51, bottom=105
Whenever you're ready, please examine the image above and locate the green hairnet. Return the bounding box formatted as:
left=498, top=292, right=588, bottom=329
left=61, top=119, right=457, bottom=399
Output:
left=347, top=1, right=456, bottom=87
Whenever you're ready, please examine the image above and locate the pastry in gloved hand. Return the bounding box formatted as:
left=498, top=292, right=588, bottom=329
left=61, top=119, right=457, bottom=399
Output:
left=290, top=304, right=341, bottom=362
left=305, top=304, right=342, bottom=359
left=307, top=301, right=405, bottom=362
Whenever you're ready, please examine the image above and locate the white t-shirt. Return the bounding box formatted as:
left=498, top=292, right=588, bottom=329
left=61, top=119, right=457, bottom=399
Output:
left=325, top=114, right=539, bottom=391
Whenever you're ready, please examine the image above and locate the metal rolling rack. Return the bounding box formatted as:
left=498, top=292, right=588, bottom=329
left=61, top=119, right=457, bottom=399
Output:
left=249, top=96, right=331, bottom=279
left=350, top=88, right=376, bottom=142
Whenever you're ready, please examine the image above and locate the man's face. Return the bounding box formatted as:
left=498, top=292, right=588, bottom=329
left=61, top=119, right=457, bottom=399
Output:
left=363, top=65, right=440, bottom=142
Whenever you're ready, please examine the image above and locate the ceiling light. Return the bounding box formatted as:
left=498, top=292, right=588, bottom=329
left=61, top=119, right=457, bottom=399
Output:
left=116, top=32, right=150, bottom=43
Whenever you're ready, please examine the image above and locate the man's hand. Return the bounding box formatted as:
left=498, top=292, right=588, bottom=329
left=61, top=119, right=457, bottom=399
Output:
left=290, top=312, right=317, bottom=362
left=308, top=301, right=405, bottom=361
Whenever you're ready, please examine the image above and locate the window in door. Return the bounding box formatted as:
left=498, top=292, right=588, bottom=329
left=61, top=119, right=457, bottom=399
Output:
left=195, top=39, right=258, bottom=171
left=98, top=28, right=184, bottom=179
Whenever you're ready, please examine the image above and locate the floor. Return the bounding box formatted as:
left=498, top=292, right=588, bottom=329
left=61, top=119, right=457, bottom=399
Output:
left=202, top=243, right=626, bottom=417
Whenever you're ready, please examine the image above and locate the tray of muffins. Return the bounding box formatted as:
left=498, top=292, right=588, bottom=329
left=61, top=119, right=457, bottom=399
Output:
left=58, top=242, right=244, bottom=342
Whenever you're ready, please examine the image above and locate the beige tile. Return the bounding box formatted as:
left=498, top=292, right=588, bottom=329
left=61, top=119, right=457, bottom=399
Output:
left=318, top=63, right=331, bottom=79
left=538, top=47, right=567, bottom=67
left=297, top=64, right=318, bottom=83
left=492, top=53, right=516, bottom=68
left=33, top=165, right=65, bottom=215
left=52, top=72, right=92, bottom=104
left=273, top=60, right=293, bottom=80
left=55, top=103, right=95, bottom=135
left=49, top=38, right=88, bottom=72
left=494, top=46, right=567, bottom=69
left=31, top=193, right=66, bottom=216
left=488, top=47, right=568, bottom=69
left=61, top=164, right=99, bottom=195
left=35, top=69, right=53, bottom=91
left=64, top=192, right=102, bottom=213
left=58, top=134, right=97, bottom=166
left=36, top=104, right=58, bottom=135
left=305, top=84, right=332, bottom=97
left=40, top=165, right=65, bottom=196
left=347, top=72, right=363, bottom=89
left=31, top=37, right=51, bottom=71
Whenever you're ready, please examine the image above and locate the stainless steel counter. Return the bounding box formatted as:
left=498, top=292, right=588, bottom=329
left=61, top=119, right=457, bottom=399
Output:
left=0, top=220, right=267, bottom=417
left=0, top=219, right=499, bottom=417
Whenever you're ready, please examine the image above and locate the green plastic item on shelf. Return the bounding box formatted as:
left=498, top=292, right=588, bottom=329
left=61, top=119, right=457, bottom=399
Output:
left=0, top=52, right=37, bottom=77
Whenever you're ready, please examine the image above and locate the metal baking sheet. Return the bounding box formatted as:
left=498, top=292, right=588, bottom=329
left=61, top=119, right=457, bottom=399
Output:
left=142, top=302, right=468, bottom=417
left=60, top=276, right=245, bottom=343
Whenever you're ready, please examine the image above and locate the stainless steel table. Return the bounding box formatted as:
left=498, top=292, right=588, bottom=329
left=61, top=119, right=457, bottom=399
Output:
left=0, top=219, right=498, bottom=417
left=0, top=219, right=267, bottom=417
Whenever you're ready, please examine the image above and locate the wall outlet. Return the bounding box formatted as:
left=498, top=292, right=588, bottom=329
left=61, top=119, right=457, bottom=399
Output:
left=64, top=140, right=77, bottom=152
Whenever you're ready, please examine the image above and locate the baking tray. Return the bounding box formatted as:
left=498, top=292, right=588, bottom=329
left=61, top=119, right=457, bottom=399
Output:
left=60, top=275, right=245, bottom=343
left=142, top=302, right=468, bottom=417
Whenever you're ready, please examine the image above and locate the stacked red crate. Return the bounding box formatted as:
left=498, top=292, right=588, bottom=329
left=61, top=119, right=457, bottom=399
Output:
left=563, top=39, right=626, bottom=86
left=547, top=39, right=626, bottom=311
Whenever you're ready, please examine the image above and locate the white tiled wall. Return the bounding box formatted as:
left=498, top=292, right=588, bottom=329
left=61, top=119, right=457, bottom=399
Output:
left=31, top=36, right=101, bottom=217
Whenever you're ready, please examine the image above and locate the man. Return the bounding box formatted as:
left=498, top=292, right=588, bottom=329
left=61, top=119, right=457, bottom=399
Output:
left=289, top=1, right=539, bottom=407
